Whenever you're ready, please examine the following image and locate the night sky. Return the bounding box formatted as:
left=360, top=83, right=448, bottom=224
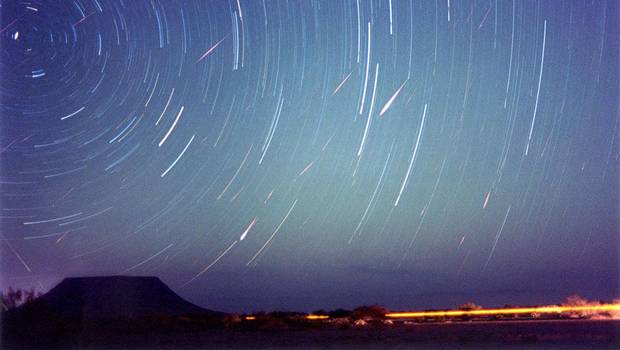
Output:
left=1, top=0, right=618, bottom=313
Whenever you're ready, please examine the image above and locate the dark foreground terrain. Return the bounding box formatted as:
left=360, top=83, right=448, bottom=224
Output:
left=2, top=319, right=619, bottom=349
left=2, top=277, right=618, bottom=349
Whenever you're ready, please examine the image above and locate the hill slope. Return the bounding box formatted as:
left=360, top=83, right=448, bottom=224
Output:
left=1, top=276, right=225, bottom=347
left=28, top=275, right=214, bottom=319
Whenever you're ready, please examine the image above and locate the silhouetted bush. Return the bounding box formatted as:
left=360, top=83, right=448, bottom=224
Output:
left=351, top=305, right=387, bottom=320
left=0, top=287, right=40, bottom=311
left=328, top=308, right=352, bottom=318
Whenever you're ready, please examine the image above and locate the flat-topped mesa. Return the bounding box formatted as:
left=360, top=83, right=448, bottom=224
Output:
left=12, top=275, right=220, bottom=320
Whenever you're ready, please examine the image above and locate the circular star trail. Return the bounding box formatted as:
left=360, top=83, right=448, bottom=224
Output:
left=1, top=0, right=618, bottom=312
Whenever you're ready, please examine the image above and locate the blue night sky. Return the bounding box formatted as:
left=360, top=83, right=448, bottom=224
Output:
left=1, top=0, right=618, bottom=313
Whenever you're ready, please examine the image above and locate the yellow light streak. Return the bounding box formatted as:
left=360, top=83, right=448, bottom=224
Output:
left=245, top=316, right=256, bottom=320
left=306, top=315, right=329, bottom=320
left=385, top=304, right=620, bottom=319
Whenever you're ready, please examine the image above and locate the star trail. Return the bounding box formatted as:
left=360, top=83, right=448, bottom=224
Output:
left=1, top=0, right=618, bottom=312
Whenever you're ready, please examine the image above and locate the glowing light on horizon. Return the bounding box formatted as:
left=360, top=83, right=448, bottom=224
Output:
left=306, top=315, right=329, bottom=320
left=385, top=303, right=620, bottom=319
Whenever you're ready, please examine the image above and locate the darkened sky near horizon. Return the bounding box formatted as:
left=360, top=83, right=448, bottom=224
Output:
left=1, top=0, right=618, bottom=313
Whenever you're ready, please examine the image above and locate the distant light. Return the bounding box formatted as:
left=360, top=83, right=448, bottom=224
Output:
left=385, top=304, right=620, bottom=319
left=306, top=315, right=329, bottom=320
left=245, top=316, right=256, bottom=320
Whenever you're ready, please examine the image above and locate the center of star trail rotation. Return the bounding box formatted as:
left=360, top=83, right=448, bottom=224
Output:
left=1, top=0, right=618, bottom=312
